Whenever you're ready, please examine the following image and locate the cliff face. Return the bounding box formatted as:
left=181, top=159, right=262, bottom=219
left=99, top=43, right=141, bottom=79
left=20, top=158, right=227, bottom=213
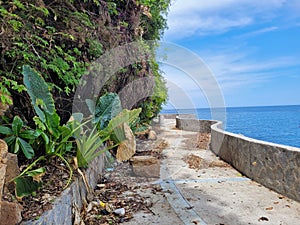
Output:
left=0, top=0, right=170, bottom=124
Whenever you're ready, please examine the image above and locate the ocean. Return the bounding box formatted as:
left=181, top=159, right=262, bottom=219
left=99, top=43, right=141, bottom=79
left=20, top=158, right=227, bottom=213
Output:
left=161, top=105, right=300, bottom=148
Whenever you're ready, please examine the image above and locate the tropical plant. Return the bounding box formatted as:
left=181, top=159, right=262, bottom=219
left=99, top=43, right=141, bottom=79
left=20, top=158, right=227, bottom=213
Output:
left=79, top=92, right=142, bottom=164
left=23, top=65, right=76, bottom=157
left=0, top=116, right=40, bottom=159
left=5, top=65, right=77, bottom=197
left=99, top=108, right=142, bottom=143
left=99, top=108, right=142, bottom=162
left=86, top=92, right=123, bottom=130
left=14, top=159, right=46, bottom=198
left=14, top=66, right=142, bottom=197
left=75, top=127, right=115, bottom=168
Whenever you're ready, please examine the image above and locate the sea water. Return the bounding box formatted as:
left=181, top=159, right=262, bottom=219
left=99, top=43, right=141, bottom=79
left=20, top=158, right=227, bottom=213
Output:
left=161, top=105, right=300, bottom=148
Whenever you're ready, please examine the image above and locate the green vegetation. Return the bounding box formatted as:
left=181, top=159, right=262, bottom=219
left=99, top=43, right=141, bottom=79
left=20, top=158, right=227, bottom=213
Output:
left=0, top=0, right=171, bottom=198
left=0, top=0, right=170, bottom=124
left=0, top=115, right=38, bottom=159
left=1, top=65, right=142, bottom=197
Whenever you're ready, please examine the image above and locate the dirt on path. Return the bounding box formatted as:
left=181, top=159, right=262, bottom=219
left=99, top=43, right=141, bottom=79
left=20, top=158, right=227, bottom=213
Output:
left=82, top=119, right=300, bottom=225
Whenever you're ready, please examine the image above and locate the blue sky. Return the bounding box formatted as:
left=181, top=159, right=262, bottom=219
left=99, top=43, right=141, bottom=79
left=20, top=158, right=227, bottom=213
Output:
left=160, top=0, right=300, bottom=109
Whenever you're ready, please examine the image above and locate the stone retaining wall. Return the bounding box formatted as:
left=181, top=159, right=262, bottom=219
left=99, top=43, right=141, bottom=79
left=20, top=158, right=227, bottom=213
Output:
left=0, top=137, right=105, bottom=225
left=173, top=115, right=300, bottom=202
left=23, top=154, right=104, bottom=225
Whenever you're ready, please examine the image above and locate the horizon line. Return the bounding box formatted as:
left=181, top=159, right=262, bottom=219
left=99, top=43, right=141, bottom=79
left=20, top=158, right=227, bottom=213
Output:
left=161, top=104, right=300, bottom=111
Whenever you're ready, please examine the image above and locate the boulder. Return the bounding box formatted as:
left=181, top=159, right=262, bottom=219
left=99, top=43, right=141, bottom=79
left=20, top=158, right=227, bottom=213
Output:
left=0, top=139, right=8, bottom=199
left=148, top=130, right=157, bottom=140
left=0, top=201, right=22, bottom=225
left=116, top=123, right=136, bottom=162
left=0, top=163, right=7, bottom=200
left=5, top=153, right=20, bottom=192
left=0, top=139, right=8, bottom=163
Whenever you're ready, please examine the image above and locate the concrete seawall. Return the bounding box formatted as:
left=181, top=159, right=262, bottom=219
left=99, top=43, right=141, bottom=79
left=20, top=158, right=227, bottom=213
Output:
left=166, top=114, right=300, bottom=202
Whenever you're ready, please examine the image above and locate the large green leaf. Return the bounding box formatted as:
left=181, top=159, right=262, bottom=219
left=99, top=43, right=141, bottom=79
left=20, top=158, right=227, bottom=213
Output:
left=12, top=116, right=23, bottom=135
left=26, top=167, right=46, bottom=182
left=45, top=111, right=60, bottom=138
left=22, top=65, right=55, bottom=122
left=0, top=126, right=12, bottom=135
left=19, top=129, right=41, bottom=140
left=17, top=138, right=35, bottom=159
left=15, top=176, right=43, bottom=198
left=4, top=136, right=16, bottom=148
left=93, top=93, right=122, bottom=130
left=100, top=108, right=142, bottom=142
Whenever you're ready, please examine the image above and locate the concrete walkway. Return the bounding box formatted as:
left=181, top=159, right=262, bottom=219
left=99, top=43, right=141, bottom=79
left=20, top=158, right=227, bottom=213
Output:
left=153, top=119, right=300, bottom=225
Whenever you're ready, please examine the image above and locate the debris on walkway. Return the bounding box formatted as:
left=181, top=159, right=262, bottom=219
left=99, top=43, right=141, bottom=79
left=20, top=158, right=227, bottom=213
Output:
left=79, top=119, right=300, bottom=225
left=80, top=163, right=161, bottom=225
left=183, top=154, right=204, bottom=170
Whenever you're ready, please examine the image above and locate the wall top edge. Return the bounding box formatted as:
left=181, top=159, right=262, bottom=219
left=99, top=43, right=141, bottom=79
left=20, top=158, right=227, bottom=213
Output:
left=172, top=115, right=300, bottom=152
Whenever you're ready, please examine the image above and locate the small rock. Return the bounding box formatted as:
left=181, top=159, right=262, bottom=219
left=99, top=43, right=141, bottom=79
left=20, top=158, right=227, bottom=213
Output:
left=144, top=199, right=153, bottom=207
left=148, top=130, right=157, bottom=140
left=97, top=184, right=106, bottom=188
left=114, top=208, right=126, bottom=216
left=0, top=201, right=22, bottom=225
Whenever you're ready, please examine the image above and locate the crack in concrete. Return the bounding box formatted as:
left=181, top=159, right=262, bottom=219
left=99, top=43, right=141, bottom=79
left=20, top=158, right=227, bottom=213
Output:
left=160, top=180, right=208, bottom=225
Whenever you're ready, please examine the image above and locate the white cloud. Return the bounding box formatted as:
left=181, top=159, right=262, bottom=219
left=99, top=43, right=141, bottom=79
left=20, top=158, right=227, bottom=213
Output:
left=157, top=42, right=226, bottom=108
left=165, top=0, right=289, bottom=40
left=160, top=44, right=300, bottom=92
left=202, top=50, right=300, bottom=91
left=161, top=1, right=300, bottom=107
left=238, top=26, right=278, bottom=39
left=161, top=46, right=300, bottom=108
